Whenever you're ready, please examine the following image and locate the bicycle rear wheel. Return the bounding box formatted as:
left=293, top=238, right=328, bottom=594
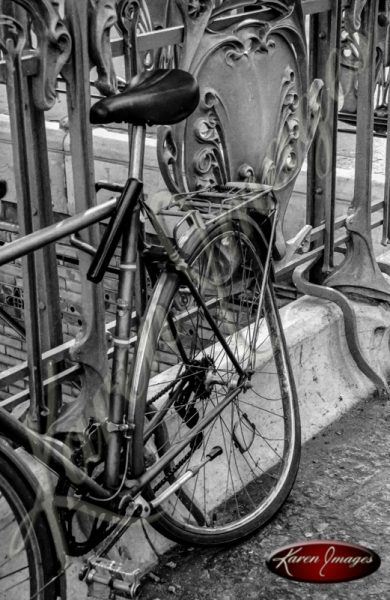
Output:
left=130, top=215, right=300, bottom=545
left=0, top=450, right=63, bottom=599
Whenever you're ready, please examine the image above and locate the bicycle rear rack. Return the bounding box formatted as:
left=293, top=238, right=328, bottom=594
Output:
left=155, top=181, right=275, bottom=248
left=160, top=182, right=273, bottom=218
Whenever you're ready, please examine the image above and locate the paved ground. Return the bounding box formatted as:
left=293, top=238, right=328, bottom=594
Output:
left=138, top=392, right=390, bottom=600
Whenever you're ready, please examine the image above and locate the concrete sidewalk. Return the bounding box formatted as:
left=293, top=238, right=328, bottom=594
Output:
left=140, top=391, right=390, bottom=600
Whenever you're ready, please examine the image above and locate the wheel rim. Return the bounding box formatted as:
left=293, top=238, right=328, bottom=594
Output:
left=142, top=226, right=298, bottom=536
left=0, top=474, right=43, bottom=599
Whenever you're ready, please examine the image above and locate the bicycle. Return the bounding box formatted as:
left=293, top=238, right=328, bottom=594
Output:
left=0, top=31, right=301, bottom=600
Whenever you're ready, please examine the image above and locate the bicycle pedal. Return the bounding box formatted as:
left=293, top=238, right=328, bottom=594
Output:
left=83, top=557, right=142, bottom=599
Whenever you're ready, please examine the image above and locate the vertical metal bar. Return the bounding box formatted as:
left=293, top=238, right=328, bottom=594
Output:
left=22, top=75, right=64, bottom=424
left=325, top=0, right=390, bottom=301
left=1, top=0, right=72, bottom=428
left=306, top=0, right=341, bottom=276
left=383, top=86, right=390, bottom=244
left=5, top=39, right=45, bottom=427
left=350, top=2, right=378, bottom=229
left=58, top=0, right=108, bottom=431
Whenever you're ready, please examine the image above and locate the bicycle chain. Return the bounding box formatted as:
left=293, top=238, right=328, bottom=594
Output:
left=146, top=360, right=208, bottom=407
left=152, top=447, right=194, bottom=494
left=146, top=378, right=176, bottom=406
left=148, top=366, right=207, bottom=494
left=147, top=378, right=194, bottom=494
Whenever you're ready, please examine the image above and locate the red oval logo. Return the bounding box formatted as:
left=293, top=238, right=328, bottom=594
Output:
left=266, top=540, right=380, bottom=583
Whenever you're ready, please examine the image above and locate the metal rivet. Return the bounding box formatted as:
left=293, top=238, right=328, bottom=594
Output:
left=378, top=13, right=389, bottom=27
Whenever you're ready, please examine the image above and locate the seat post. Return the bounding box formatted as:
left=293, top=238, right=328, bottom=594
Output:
left=122, top=0, right=145, bottom=182
left=129, top=124, right=146, bottom=181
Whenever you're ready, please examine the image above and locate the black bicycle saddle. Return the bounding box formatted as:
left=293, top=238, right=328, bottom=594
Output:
left=90, top=68, right=200, bottom=126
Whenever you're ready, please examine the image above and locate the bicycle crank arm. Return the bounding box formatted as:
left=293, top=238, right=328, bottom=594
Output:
left=150, top=446, right=222, bottom=510
left=81, top=447, right=222, bottom=587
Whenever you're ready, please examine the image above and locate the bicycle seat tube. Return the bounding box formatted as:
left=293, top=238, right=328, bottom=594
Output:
left=104, top=123, right=146, bottom=489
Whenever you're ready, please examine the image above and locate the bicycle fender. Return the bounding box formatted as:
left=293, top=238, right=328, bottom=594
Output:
left=179, top=211, right=274, bottom=280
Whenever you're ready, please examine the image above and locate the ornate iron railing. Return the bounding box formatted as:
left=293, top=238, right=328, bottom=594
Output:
left=0, top=0, right=388, bottom=419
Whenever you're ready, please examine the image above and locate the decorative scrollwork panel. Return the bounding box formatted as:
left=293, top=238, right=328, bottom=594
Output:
left=339, top=0, right=390, bottom=122
left=158, top=1, right=323, bottom=255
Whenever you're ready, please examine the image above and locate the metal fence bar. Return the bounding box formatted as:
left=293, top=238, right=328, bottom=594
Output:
left=306, top=0, right=341, bottom=277
left=5, top=41, right=45, bottom=425
left=0, top=318, right=117, bottom=386
left=0, top=199, right=116, bottom=267
left=0, top=1, right=51, bottom=427
left=0, top=0, right=341, bottom=82
left=0, top=0, right=74, bottom=428
left=384, top=109, right=390, bottom=245
left=325, top=0, right=390, bottom=301
left=0, top=0, right=388, bottom=412
left=20, top=55, right=64, bottom=426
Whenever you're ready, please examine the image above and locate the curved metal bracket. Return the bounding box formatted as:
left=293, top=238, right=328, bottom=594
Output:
left=88, top=0, right=118, bottom=96
left=3, top=0, right=72, bottom=109
left=344, top=0, right=368, bottom=34
left=293, top=257, right=389, bottom=397
left=275, top=224, right=312, bottom=271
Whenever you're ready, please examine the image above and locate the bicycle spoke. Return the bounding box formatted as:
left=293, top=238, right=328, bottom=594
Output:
left=136, top=220, right=300, bottom=544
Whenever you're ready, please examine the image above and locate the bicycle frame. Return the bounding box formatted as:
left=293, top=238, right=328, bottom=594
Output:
left=98, top=125, right=146, bottom=489
left=0, top=114, right=278, bottom=516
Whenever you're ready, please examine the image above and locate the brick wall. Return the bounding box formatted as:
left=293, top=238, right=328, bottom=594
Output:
left=0, top=115, right=165, bottom=403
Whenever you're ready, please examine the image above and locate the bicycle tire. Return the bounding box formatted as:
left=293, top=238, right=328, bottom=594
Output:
left=0, top=451, right=63, bottom=599
left=129, top=214, right=300, bottom=545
